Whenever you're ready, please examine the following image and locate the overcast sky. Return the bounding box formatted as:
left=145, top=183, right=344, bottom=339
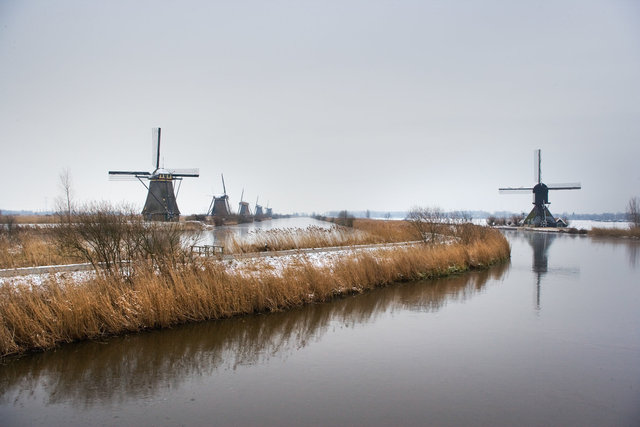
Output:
left=1, top=1, right=639, bottom=216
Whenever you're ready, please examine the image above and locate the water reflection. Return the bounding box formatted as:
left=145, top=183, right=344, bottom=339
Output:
left=528, top=232, right=555, bottom=310
left=0, top=263, right=508, bottom=408
left=590, top=235, right=640, bottom=269
left=503, top=230, right=580, bottom=310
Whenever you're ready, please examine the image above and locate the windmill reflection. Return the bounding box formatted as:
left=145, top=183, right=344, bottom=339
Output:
left=525, top=231, right=580, bottom=310
left=526, top=232, right=555, bottom=310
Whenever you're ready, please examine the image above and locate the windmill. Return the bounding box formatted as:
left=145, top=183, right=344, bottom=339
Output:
left=109, top=128, right=199, bottom=221
left=238, top=189, right=252, bottom=218
left=254, top=196, right=264, bottom=219
left=499, top=149, right=580, bottom=227
left=265, top=201, right=273, bottom=218
left=207, top=174, right=232, bottom=218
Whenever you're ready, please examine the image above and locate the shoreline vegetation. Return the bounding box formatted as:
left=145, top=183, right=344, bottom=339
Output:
left=1, top=213, right=637, bottom=271
left=0, top=209, right=510, bottom=357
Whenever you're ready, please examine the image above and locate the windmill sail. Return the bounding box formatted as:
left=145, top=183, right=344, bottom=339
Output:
left=534, top=149, right=541, bottom=184
left=152, top=128, right=161, bottom=170
left=499, top=187, right=533, bottom=194
left=165, top=168, right=200, bottom=177
left=547, top=183, right=581, bottom=190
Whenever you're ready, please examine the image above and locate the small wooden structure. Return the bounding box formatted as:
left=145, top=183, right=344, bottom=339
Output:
left=191, top=245, right=224, bottom=257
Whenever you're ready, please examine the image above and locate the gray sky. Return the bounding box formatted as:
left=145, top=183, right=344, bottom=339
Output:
left=1, top=0, right=639, bottom=215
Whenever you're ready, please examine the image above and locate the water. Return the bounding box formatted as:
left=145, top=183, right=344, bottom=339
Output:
left=1, top=231, right=639, bottom=426
left=197, top=216, right=334, bottom=246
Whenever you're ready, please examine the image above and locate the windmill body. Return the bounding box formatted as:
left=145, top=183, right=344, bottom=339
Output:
left=254, top=196, right=264, bottom=220
left=208, top=174, right=232, bottom=218
left=237, top=188, right=253, bottom=221
left=499, top=150, right=580, bottom=227
left=109, top=128, right=199, bottom=221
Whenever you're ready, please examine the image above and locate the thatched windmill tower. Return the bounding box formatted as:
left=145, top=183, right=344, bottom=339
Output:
left=109, top=128, right=199, bottom=221
left=499, top=149, right=581, bottom=227
left=207, top=174, right=232, bottom=218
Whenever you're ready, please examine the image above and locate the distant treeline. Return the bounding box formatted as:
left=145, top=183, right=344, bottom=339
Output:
left=319, top=210, right=629, bottom=222
left=0, top=209, right=630, bottom=222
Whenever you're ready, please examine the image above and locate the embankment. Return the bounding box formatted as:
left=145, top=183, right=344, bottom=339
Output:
left=0, top=228, right=509, bottom=357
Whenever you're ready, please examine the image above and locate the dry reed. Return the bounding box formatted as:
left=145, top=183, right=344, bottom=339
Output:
left=589, top=227, right=640, bottom=238
left=223, top=220, right=421, bottom=254
left=0, top=228, right=81, bottom=269
left=0, top=226, right=509, bottom=357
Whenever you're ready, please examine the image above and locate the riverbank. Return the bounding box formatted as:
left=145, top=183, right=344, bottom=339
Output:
left=0, top=226, right=509, bottom=357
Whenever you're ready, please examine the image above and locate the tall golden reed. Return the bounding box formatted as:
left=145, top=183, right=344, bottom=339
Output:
left=0, top=226, right=509, bottom=357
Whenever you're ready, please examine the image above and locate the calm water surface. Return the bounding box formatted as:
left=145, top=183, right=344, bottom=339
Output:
left=1, top=230, right=639, bottom=426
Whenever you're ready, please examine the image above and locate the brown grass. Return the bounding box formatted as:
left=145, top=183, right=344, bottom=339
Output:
left=9, top=215, right=58, bottom=225
left=0, top=228, right=81, bottom=269
left=0, top=226, right=509, bottom=357
left=589, top=227, right=640, bottom=238
left=224, top=220, right=422, bottom=254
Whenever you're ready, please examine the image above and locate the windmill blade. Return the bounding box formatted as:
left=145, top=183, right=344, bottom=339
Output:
left=221, top=173, right=227, bottom=195
left=109, top=175, right=146, bottom=181
left=547, top=182, right=581, bottom=190
left=499, top=187, right=533, bottom=194
left=166, top=168, right=200, bottom=177
left=152, top=128, right=161, bottom=170
left=109, top=170, right=151, bottom=176
left=534, top=149, right=541, bottom=184
left=108, top=170, right=151, bottom=181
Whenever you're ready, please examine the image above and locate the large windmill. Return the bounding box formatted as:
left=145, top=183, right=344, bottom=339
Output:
left=499, top=149, right=580, bottom=227
left=207, top=174, right=232, bottom=218
left=109, top=128, right=199, bottom=221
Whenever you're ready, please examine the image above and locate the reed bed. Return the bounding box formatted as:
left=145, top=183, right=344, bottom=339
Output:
left=589, top=227, right=640, bottom=238
left=223, top=220, right=422, bottom=254
left=352, top=218, right=419, bottom=242
left=222, top=225, right=385, bottom=253
left=0, top=227, right=509, bottom=357
left=0, top=228, right=80, bottom=269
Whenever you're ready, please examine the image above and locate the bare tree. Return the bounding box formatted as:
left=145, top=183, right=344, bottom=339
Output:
left=406, top=206, right=446, bottom=244
left=628, top=196, right=640, bottom=228
left=336, top=210, right=354, bottom=227
left=56, top=168, right=74, bottom=223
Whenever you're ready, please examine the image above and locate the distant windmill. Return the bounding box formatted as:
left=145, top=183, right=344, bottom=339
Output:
left=238, top=189, right=252, bottom=218
left=499, top=149, right=580, bottom=227
left=254, top=196, right=264, bottom=218
left=207, top=174, right=232, bottom=217
left=109, top=128, right=199, bottom=221
left=265, top=201, right=273, bottom=218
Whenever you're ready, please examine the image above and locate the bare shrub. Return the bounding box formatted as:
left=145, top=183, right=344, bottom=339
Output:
left=52, top=203, right=190, bottom=278
left=406, top=206, right=446, bottom=244
left=628, top=197, right=640, bottom=228
left=335, top=210, right=355, bottom=227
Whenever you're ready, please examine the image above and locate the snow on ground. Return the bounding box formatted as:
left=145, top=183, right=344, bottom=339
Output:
left=0, top=244, right=411, bottom=287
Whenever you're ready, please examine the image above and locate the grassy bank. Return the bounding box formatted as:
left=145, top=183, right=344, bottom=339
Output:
left=0, top=226, right=509, bottom=357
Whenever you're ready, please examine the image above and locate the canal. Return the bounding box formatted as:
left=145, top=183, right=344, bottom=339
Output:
left=1, top=229, right=638, bottom=426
